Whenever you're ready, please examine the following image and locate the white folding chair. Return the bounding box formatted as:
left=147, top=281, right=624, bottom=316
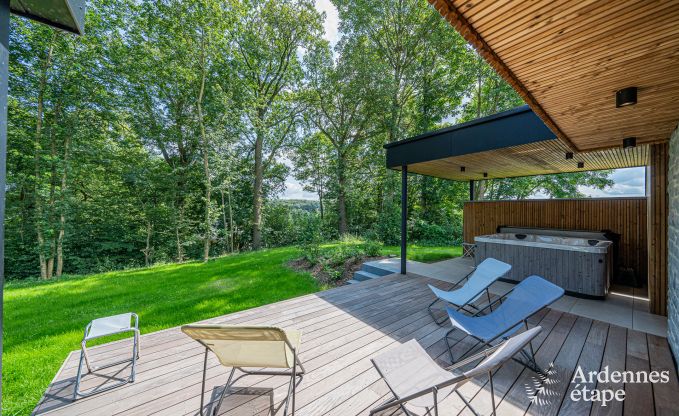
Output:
left=73, top=312, right=140, bottom=399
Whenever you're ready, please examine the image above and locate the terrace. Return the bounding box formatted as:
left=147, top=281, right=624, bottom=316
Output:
left=4, top=0, right=679, bottom=415
left=32, top=269, right=679, bottom=415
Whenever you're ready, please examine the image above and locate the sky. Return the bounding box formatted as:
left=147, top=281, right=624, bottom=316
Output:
left=280, top=2, right=647, bottom=201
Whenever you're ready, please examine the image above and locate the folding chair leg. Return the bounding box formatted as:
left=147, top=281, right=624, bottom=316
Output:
left=427, top=299, right=447, bottom=326
left=455, top=390, right=481, bottom=416
left=212, top=367, right=237, bottom=416
left=82, top=341, right=92, bottom=373
left=446, top=328, right=484, bottom=364
left=200, top=347, right=209, bottom=416
left=489, top=370, right=497, bottom=416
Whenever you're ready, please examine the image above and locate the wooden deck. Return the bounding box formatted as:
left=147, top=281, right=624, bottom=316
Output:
left=33, top=273, right=679, bottom=416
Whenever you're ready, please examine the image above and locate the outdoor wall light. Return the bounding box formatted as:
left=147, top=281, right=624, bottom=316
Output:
left=622, top=137, right=637, bottom=149
left=565, top=152, right=574, bottom=160
left=460, top=166, right=466, bottom=172
left=577, top=162, right=585, bottom=169
left=483, top=172, right=488, bottom=178
left=616, top=87, right=637, bottom=107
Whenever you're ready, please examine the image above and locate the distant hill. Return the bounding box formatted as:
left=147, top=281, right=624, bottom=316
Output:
left=278, top=199, right=320, bottom=212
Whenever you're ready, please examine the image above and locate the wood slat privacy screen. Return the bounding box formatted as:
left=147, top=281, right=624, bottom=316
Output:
left=463, top=198, right=648, bottom=281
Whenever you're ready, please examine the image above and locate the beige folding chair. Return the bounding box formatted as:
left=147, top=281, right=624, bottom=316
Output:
left=181, top=325, right=305, bottom=416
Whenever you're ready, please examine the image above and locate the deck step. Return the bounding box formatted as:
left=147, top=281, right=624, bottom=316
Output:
left=353, top=270, right=382, bottom=282
left=345, top=279, right=362, bottom=285
left=361, top=262, right=397, bottom=276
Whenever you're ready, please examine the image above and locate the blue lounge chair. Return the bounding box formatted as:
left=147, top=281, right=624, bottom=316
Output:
left=444, top=275, right=564, bottom=370
left=427, top=258, right=511, bottom=325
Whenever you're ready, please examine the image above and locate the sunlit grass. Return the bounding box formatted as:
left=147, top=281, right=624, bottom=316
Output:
left=381, top=244, right=462, bottom=263
left=2, top=243, right=460, bottom=415
left=2, top=247, right=317, bottom=416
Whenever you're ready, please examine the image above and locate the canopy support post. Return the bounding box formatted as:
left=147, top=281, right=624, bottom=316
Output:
left=401, top=166, right=407, bottom=275
left=0, top=0, right=9, bottom=406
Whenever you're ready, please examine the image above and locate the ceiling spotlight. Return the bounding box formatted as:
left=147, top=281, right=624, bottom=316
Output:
left=483, top=172, right=488, bottom=178
left=460, top=166, right=466, bottom=172
left=616, top=87, right=637, bottom=108
left=577, top=162, right=585, bottom=169
left=565, top=152, right=574, bottom=160
left=623, top=137, right=637, bottom=149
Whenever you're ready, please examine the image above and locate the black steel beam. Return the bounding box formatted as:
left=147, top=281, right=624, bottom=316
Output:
left=0, top=0, right=8, bottom=407
left=384, top=105, right=556, bottom=168
left=401, top=166, right=407, bottom=275
left=469, top=180, right=475, bottom=201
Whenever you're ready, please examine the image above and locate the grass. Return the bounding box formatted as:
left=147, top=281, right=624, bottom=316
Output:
left=2, top=243, right=460, bottom=415
left=381, top=244, right=462, bottom=263
left=3, top=247, right=317, bottom=416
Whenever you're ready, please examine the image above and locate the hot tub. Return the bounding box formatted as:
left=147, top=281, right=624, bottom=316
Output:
left=474, top=232, right=613, bottom=298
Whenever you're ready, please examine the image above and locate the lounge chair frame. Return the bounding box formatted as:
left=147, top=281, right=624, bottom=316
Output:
left=428, top=259, right=510, bottom=326
left=73, top=313, right=140, bottom=399
left=194, top=337, right=306, bottom=416
left=370, top=328, right=542, bottom=416
left=444, top=286, right=546, bottom=374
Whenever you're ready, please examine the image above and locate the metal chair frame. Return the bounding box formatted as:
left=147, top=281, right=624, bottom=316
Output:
left=196, top=337, right=305, bottom=416
left=443, top=291, right=545, bottom=375
left=369, top=339, right=538, bottom=416
left=73, top=313, right=140, bottom=400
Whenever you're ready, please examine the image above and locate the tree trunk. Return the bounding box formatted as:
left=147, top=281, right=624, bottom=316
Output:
left=252, top=114, right=265, bottom=249
left=220, top=189, right=229, bottom=254
left=228, top=185, right=234, bottom=252
left=337, top=152, right=348, bottom=235
left=56, top=133, right=71, bottom=277
left=175, top=205, right=185, bottom=262
left=143, top=220, right=153, bottom=267
left=34, top=32, right=56, bottom=279
left=197, top=45, right=210, bottom=262
left=318, top=186, right=324, bottom=221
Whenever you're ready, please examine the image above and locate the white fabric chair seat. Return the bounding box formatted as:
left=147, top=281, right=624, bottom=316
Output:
left=86, top=312, right=135, bottom=340
left=429, top=258, right=511, bottom=308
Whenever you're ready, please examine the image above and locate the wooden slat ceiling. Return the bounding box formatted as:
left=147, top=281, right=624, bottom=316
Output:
left=429, top=0, right=679, bottom=152
left=398, top=140, right=649, bottom=180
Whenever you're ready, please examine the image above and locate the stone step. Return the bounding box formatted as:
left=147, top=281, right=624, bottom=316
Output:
left=353, top=270, right=382, bottom=282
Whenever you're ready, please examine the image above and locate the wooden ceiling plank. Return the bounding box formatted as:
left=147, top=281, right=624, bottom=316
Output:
left=428, top=0, right=578, bottom=151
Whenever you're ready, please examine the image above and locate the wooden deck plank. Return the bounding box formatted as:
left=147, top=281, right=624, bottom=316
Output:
left=494, top=313, right=578, bottom=416
left=32, top=274, right=678, bottom=416
left=558, top=320, right=609, bottom=416
left=40, top=279, right=439, bottom=416
left=623, top=330, right=654, bottom=416
left=647, top=334, right=679, bottom=415
left=528, top=316, right=593, bottom=415
left=589, top=325, right=626, bottom=416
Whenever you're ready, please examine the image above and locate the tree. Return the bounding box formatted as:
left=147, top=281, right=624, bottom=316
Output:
left=231, top=0, right=324, bottom=249
left=304, top=39, right=379, bottom=235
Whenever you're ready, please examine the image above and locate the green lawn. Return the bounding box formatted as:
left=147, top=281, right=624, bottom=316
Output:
left=382, top=244, right=462, bottom=263
left=2, top=244, right=459, bottom=415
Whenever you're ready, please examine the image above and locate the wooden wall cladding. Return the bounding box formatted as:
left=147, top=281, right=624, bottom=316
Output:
left=463, top=198, right=648, bottom=285
left=647, top=143, right=668, bottom=316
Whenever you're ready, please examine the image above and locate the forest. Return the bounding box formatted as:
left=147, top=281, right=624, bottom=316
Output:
left=6, top=0, right=613, bottom=280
